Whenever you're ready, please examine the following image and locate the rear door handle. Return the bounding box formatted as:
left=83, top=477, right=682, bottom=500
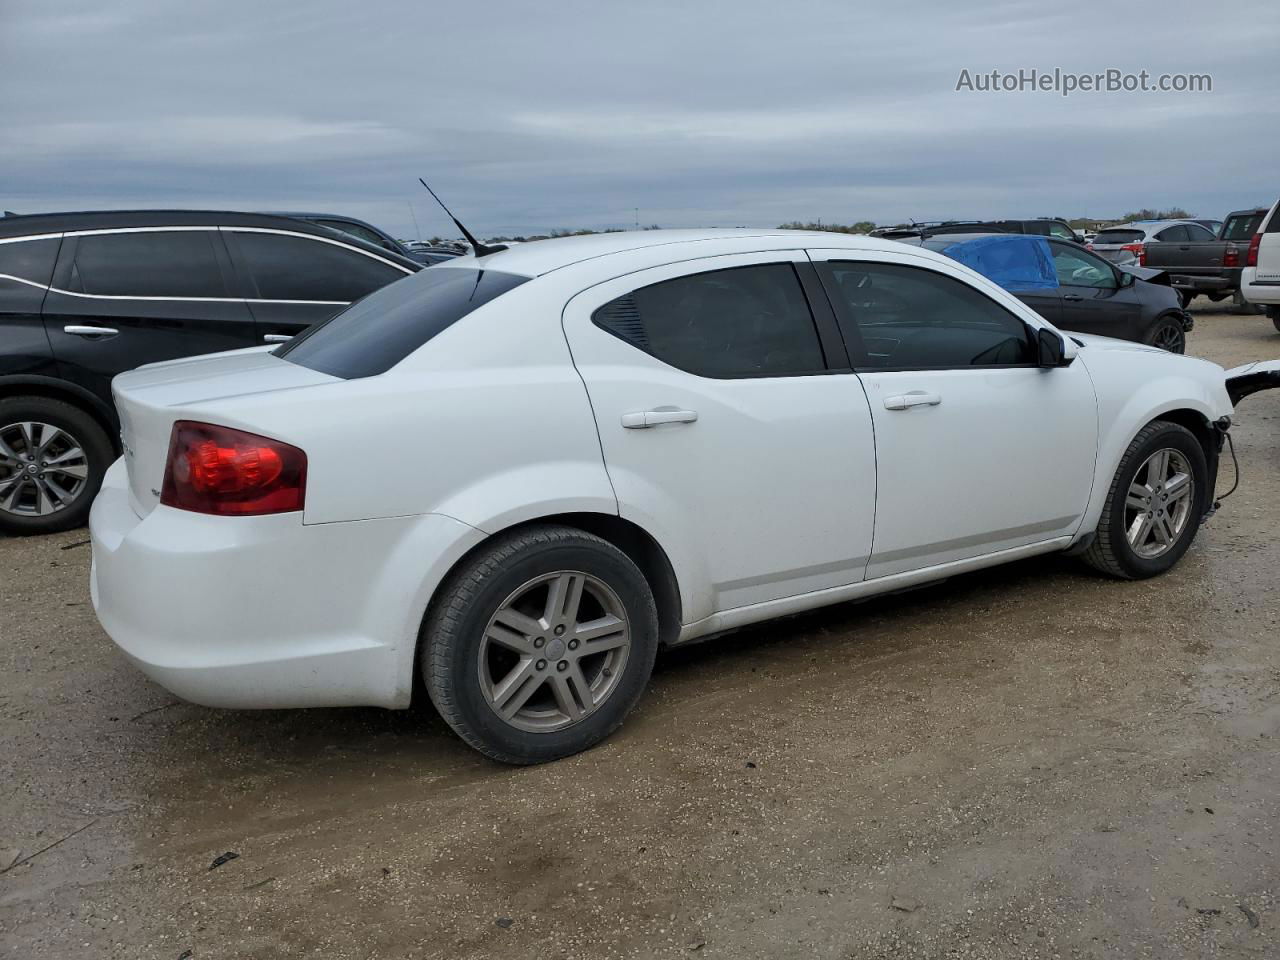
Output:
left=1063, top=294, right=1084, bottom=302
left=883, top=391, right=942, bottom=411
left=63, top=324, right=119, bottom=338
left=262, top=334, right=293, bottom=343
left=621, top=408, right=698, bottom=429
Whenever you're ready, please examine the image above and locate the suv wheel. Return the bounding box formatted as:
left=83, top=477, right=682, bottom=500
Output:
left=0, top=396, right=114, bottom=536
left=1081, top=421, right=1207, bottom=579
left=423, top=525, right=659, bottom=764
left=1270, top=305, right=1280, bottom=332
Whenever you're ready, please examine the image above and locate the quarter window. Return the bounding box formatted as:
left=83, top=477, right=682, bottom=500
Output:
left=0, top=237, right=60, bottom=285
left=231, top=232, right=405, bottom=302
left=65, top=231, right=227, bottom=298
left=591, top=263, right=826, bottom=378
left=820, top=261, right=1034, bottom=369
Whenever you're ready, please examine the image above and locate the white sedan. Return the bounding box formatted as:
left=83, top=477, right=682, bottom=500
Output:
left=89, top=230, right=1276, bottom=763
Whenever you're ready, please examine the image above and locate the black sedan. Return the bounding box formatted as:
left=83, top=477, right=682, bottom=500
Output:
left=903, top=233, right=1191, bottom=353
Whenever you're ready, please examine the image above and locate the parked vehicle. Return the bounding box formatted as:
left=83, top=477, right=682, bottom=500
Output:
left=88, top=229, right=1279, bottom=763
left=903, top=233, right=1191, bottom=352
left=1239, top=198, right=1280, bottom=333
left=1191, top=219, right=1224, bottom=236
left=404, top=241, right=464, bottom=265
left=1138, top=209, right=1269, bottom=308
left=1088, top=220, right=1215, bottom=275
left=871, top=219, right=1081, bottom=243
left=0, top=210, right=419, bottom=534
left=262, top=211, right=438, bottom=265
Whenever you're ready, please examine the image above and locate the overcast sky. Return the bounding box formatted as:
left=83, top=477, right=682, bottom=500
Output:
left=2, top=0, right=1277, bottom=239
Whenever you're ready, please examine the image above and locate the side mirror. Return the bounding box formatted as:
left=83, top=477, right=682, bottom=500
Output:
left=1037, top=327, right=1071, bottom=367
left=1117, top=270, right=1135, bottom=288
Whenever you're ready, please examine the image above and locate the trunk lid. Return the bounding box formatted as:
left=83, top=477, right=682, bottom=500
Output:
left=112, top=348, right=338, bottom=518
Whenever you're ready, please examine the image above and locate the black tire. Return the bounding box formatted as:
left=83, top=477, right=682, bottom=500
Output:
left=0, top=396, right=114, bottom=536
left=1081, top=421, right=1208, bottom=580
left=422, top=524, right=659, bottom=764
left=1270, top=305, right=1280, bottom=333
left=1144, top=315, right=1186, bottom=354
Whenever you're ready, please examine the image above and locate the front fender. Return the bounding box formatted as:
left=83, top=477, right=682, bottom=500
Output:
left=1226, top=359, right=1280, bottom=406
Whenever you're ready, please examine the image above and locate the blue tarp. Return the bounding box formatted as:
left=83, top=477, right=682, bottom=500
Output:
left=939, top=235, right=1058, bottom=291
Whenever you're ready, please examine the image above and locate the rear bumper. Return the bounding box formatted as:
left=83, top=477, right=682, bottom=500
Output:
left=89, top=460, right=485, bottom=710
left=1169, top=274, right=1232, bottom=293
left=1241, top=268, right=1280, bottom=305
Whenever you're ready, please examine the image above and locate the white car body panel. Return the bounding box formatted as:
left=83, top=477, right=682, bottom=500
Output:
left=89, top=230, right=1242, bottom=712
left=1240, top=199, right=1280, bottom=304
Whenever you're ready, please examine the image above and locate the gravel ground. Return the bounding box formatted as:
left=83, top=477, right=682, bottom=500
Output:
left=2, top=306, right=1278, bottom=960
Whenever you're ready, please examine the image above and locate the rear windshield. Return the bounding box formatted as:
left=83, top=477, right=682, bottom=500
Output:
left=1093, top=229, right=1144, bottom=244
left=1222, top=213, right=1265, bottom=241
left=277, top=266, right=529, bottom=379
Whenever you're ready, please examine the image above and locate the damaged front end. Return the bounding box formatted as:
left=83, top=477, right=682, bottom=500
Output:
left=1225, top=359, right=1280, bottom=405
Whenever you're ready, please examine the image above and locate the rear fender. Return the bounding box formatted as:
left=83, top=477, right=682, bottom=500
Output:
left=1226, top=360, right=1280, bottom=406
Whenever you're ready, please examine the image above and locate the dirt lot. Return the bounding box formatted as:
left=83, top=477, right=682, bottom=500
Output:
left=2, top=307, right=1278, bottom=960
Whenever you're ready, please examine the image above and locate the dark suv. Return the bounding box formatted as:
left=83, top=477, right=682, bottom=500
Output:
left=0, top=210, right=419, bottom=534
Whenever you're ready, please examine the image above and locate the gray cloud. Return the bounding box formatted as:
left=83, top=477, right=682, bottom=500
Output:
left=2, top=0, right=1277, bottom=238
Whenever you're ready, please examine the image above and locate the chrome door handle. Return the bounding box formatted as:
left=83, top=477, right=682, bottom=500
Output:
left=621, top=408, right=699, bottom=429
left=64, top=324, right=119, bottom=338
left=262, top=334, right=293, bottom=343
left=883, top=391, right=941, bottom=411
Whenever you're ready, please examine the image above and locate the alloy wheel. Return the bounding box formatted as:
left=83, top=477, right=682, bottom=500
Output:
left=1153, top=322, right=1185, bottom=353
left=478, top=571, right=631, bottom=733
left=0, top=421, right=91, bottom=518
left=1124, top=448, right=1195, bottom=559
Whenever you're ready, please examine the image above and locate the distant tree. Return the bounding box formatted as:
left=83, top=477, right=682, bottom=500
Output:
left=778, top=220, right=876, bottom=234
left=1119, top=207, right=1193, bottom=221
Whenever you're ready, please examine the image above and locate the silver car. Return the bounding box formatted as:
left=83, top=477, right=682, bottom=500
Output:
left=1089, top=220, right=1216, bottom=266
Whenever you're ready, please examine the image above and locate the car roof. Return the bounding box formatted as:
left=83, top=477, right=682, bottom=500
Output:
left=0, top=209, right=420, bottom=269
left=453, top=228, right=922, bottom=277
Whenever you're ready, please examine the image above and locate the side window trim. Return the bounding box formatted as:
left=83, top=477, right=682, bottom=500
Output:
left=220, top=227, right=414, bottom=274
left=221, top=227, right=412, bottom=305
left=811, top=255, right=1039, bottom=372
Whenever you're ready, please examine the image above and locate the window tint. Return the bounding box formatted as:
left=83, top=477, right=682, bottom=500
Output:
left=1094, top=229, right=1144, bottom=244
left=232, top=231, right=405, bottom=302
left=316, top=219, right=395, bottom=251
left=592, top=263, right=825, bottom=378
left=1048, top=222, right=1077, bottom=240
left=821, top=261, right=1034, bottom=369
left=1184, top=223, right=1216, bottom=241
left=1155, top=225, right=1189, bottom=242
left=1222, top=213, right=1264, bottom=241
left=278, top=267, right=528, bottom=379
left=0, top=237, right=60, bottom=285
left=1052, top=245, right=1117, bottom=289
left=67, top=231, right=227, bottom=298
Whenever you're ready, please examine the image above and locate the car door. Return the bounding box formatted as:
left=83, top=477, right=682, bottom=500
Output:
left=1048, top=241, right=1142, bottom=338
left=41, top=228, right=257, bottom=407
left=809, top=248, right=1098, bottom=580
left=561, top=252, right=877, bottom=621
left=221, top=228, right=414, bottom=344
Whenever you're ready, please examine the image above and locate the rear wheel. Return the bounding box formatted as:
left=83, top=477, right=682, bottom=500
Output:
left=423, top=525, right=659, bottom=764
left=1270, top=305, right=1280, bottom=332
left=1145, top=316, right=1186, bottom=354
left=1081, top=421, right=1207, bottom=579
left=0, top=396, right=114, bottom=536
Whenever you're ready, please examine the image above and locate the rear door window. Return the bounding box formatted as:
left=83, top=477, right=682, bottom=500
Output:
left=591, top=263, right=826, bottom=378
left=277, top=266, right=528, bottom=379
left=1184, top=223, right=1216, bottom=241
left=0, top=237, right=60, bottom=286
left=229, top=231, right=406, bottom=302
left=63, top=230, right=228, bottom=297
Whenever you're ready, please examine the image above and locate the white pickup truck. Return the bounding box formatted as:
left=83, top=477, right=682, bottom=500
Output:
left=1240, top=198, right=1280, bottom=333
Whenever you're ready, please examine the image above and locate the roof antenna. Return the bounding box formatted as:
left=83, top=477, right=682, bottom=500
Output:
left=417, top=178, right=506, bottom=257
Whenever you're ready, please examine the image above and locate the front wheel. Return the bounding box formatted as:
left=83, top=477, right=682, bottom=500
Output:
left=1145, top=316, right=1186, bottom=354
left=1081, top=421, right=1208, bottom=579
left=0, top=396, right=115, bottom=536
left=422, top=525, right=659, bottom=764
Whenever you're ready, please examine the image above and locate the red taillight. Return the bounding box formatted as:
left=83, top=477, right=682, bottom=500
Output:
left=1246, top=232, right=1262, bottom=268
left=1122, top=241, right=1145, bottom=266
left=160, top=421, right=306, bottom=516
left=1224, top=245, right=1240, bottom=268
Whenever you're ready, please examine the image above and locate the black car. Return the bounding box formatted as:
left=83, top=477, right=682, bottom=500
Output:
left=921, top=218, right=1084, bottom=243
left=905, top=232, right=1191, bottom=352
left=0, top=209, right=419, bottom=534
left=265, top=211, right=441, bottom=266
